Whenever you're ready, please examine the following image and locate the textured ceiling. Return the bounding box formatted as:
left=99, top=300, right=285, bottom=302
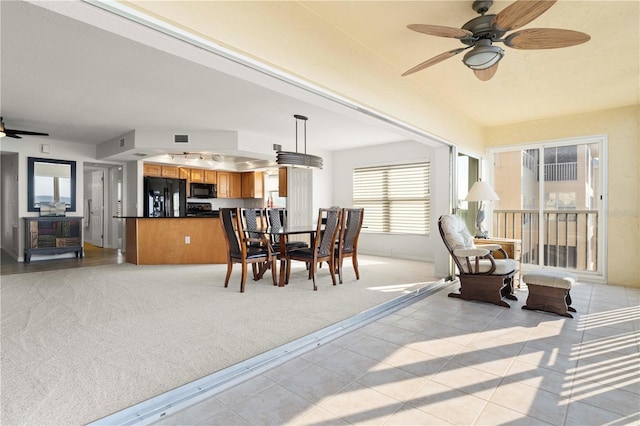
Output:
left=1, top=0, right=638, bottom=159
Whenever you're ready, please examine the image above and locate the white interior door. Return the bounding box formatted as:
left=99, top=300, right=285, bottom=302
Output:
left=286, top=168, right=313, bottom=226
left=86, top=170, right=104, bottom=247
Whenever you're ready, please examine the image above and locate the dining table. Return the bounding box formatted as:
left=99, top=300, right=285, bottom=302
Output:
left=247, top=224, right=319, bottom=287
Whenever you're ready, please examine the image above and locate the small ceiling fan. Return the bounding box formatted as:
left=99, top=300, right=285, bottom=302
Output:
left=402, top=0, right=591, bottom=81
left=0, top=116, right=49, bottom=139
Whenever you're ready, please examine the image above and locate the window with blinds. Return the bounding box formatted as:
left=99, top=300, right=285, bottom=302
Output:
left=353, top=162, right=431, bottom=235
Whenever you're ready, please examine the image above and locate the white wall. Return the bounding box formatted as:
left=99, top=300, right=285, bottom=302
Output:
left=1, top=153, right=20, bottom=258
left=331, top=140, right=447, bottom=262
left=1, top=136, right=110, bottom=261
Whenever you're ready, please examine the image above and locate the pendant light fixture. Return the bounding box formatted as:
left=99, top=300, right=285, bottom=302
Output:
left=276, top=114, right=323, bottom=169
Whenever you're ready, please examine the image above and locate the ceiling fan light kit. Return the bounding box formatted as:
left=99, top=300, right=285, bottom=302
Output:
left=403, top=0, right=591, bottom=81
left=463, top=39, right=504, bottom=70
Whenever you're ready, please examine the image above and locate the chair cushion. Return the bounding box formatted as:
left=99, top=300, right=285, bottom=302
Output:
left=522, top=270, right=576, bottom=289
left=440, top=214, right=474, bottom=250
left=471, top=258, right=517, bottom=275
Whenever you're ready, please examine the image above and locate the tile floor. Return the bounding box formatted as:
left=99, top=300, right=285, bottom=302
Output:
left=155, top=280, right=640, bottom=425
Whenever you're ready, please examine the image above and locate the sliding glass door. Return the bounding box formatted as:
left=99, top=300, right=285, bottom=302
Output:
left=490, top=136, right=606, bottom=280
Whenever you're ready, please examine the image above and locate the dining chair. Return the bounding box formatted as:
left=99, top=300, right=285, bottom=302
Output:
left=241, top=207, right=268, bottom=278
left=265, top=208, right=308, bottom=251
left=334, top=207, right=364, bottom=284
left=286, top=207, right=341, bottom=290
left=220, top=207, right=277, bottom=292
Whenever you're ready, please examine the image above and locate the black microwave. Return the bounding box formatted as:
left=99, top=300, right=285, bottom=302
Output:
left=190, top=183, right=217, bottom=198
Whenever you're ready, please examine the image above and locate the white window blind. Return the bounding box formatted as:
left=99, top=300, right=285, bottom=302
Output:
left=353, top=162, right=431, bottom=235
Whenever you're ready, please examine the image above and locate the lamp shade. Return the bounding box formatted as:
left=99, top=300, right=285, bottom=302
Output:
left=462, top=40, right=504, bottom=70
left=465, top=180, right=499, bottom=201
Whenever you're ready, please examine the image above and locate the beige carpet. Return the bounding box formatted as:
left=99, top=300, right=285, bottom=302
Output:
left=1, top=256, right=436, bottom=425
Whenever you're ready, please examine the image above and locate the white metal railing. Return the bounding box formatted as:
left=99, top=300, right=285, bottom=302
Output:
left=493, top=209, right=598, bottom=271
left=544, top=162, right=578, bottom=181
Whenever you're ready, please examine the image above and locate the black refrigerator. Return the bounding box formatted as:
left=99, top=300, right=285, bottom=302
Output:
left=144, top=177, right=187, bottom=217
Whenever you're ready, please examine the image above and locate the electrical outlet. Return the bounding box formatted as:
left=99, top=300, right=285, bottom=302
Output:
left=185, top=236, right=190, bottom=244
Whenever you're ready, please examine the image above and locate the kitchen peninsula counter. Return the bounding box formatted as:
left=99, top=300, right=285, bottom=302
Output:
left=119, top=216, right=226, bottom=265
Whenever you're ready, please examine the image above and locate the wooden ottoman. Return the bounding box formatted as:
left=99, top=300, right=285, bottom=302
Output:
left=521, top=270, right=577, bottom=318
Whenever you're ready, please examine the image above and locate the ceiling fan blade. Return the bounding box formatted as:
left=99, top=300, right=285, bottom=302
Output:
left=407, top=24, right=472, bottom=40
left=493, top=0, right=557, bottom=32
left=505, top=28, right=591, bottom=49
left=5, top=134, right=22, bottom=139
left=473, top=63, right=499, bottom=81
left=7, top=129, right=50, bottom=137
left=402, top=48, right=467, bottom=77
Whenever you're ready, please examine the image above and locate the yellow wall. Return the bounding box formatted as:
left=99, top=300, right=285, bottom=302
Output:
left=486, top=106, right=640, bottom=287
left=124, top=0, right=485, bottom=152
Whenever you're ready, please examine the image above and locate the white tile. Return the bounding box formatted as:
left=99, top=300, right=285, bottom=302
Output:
left=475, top=401, right=551, bottom=425
left=319, top=382, right=403, bottom=425
left=228, top=383, right=316, bottom=424
left=489, top=379, right=570, bottom=425
left=564, top=399, right=637, bottom=426
left=315, top=348, right=380, bottom=380
left=357, top=364, right=428, bottom=401
left=278, top=363, right=353, bottom=403
left=409, top=380, right=488, bottom=425
left=382, top=402, right=451, bottom=425
left=431, top=361, right=502, bottom=400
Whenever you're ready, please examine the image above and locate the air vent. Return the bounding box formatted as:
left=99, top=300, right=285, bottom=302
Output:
left=174, top=134, right=189, bottom=144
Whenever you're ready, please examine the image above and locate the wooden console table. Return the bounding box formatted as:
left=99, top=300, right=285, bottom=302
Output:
left=475, top=237, right=522, bottom=288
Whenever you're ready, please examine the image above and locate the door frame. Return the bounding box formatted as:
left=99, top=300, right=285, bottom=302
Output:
left=488, top=134, right=608, bottom=283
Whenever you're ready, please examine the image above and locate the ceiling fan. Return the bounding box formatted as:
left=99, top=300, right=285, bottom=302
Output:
left=0, top=116, right=49, bottom=139
left=402, top=0, right=591, bottom=81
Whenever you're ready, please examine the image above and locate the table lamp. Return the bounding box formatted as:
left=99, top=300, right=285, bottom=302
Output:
left=465, top=180, right=499, bottom=238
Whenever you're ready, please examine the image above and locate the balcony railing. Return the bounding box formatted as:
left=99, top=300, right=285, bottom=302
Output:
left=544, top=162, right=578, bottom=181
left=492, top=209, right=598, bottom=271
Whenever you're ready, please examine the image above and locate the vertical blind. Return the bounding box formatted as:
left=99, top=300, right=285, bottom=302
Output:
left=353, top=162, right=431, bottom=235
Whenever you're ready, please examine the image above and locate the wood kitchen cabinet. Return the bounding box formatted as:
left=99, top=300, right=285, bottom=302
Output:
left=278, top=167, right=288, bottom=197
left=217, top=171, right=241, bottom=198
left=161, top=165, right=180, bottom=178
left=190, top=168, right=204, bottom=183
left=241, top=171, right=264, bottom=198
left=204, top=170, right=217, bottom=184
left=143, top=163, right=179, bottom=179
left=143, top=163, right=162, bottom=177
left=179, top=167, right=191, bottom=196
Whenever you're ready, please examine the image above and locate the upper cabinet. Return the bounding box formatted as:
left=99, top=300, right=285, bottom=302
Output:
left=204, top=170, right=217, bottom=184
left=278, top=167, right=288, bottom=197
left=143, top=163, right=180, bottom=179
left=218, top=171, right=241, bottom=198
left=144, top=163, right=257, bottom=199
left=190, top=168, right=204, bottom=183
left=161, top=166, right=179, bottom=178
left=241, top=171, right=264, bottom=199
left=143, top=163, right=162, bottom=177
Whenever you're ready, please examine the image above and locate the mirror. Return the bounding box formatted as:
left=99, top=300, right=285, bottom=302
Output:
left=28, top=157, right=76, bottom=212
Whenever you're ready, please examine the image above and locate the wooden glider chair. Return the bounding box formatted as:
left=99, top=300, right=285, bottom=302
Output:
left=334, top=208, right=364, bottom=284
left=438, top=214, right=517, bottom=308
left=220, top=208, right=277, bottom=292
left=286, top=207, right=341, bottom=291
